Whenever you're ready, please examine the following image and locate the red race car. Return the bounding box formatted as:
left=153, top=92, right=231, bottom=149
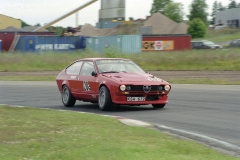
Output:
left=56, top=58, right=171, bottom=111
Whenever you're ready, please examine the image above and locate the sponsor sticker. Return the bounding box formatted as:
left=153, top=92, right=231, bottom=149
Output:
left=142, top=41, right=174, bottom=51
left=146, top=77, right=160, bottom=81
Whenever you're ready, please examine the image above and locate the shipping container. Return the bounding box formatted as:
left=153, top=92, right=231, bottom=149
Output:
left=0, top=40, right=2, bottom=52
left=0, top=32, right=54, bottom=51
left=15, top=36, right=86, bottom=52
left=87, top=35, right=142, bottom=53
left=0, top=33, right=15, bottom=51
left=142, top=34, right=191, bottom=51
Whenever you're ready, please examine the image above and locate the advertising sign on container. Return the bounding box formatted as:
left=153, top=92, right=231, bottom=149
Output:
left=14, top=36, right=86, bottom=52
left=142, top=41, right=174, bottom=51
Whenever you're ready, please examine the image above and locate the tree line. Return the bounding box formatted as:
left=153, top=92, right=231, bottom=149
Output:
left=151, top=0, right=240, bottom=38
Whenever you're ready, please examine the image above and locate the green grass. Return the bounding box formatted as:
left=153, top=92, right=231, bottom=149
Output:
left=1, top=49, right=240, bottom=71
left=195, top=28, right=240, bottom=43
left=0, top=105, right=238, bottom=160
left=1, top=50, right=240, bottom=84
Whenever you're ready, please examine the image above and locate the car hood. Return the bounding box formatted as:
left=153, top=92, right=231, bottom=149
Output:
left=102, top=72, right=166, bottom=83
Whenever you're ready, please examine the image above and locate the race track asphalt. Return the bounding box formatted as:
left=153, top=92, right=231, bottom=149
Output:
left=0, top=81, right=240, bottom=155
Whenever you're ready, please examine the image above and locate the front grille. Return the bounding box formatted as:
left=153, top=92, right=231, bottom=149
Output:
left=129, top=85, right=163, bottom=91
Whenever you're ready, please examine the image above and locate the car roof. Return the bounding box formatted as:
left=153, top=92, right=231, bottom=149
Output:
left=76, top=58, right=130, bottom=62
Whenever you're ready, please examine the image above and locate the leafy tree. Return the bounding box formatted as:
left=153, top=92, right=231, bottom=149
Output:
left=34, top=23, right=41, bottom=27
left=164, top=2, right=184, bottom=23
left=228, top=0, right=237, bottom=8
left=150, top=0, right=172, bottom=14
left=21, top=20, right=31, bottom=27
left=211, top=1, right=218, bottom=25
left=218, top=2, right=226, bottom=11
left=188, top=0, right=208, bottom=26
left=150, top=0, right=184, bottom=23
left=187, top=18, right=206, bottom=38
left=56, top=27, right=64, bottom=36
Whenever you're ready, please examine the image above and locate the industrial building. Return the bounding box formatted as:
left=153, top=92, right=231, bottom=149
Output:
left=215, top=8, right=240, bottom=28
left=0, top=14, right=22, bottom=29
left=97, top=0, right=126, bottom=29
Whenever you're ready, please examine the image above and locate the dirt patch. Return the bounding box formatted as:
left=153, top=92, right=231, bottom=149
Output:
left=77, top=13, right=188, bottom=37
left=143, top=13, right=188, bottom=34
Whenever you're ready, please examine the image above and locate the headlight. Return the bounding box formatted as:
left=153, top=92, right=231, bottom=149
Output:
left=119, top=85, right=126, bottom=91
left=164, top=85, right=171, bottom=91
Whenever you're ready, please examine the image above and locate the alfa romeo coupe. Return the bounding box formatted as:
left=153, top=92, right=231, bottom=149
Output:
left=56, top=58, right=171, bottom=111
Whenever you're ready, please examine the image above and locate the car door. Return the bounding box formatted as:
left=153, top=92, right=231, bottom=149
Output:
left=76, top=61, right=98, bottom=101
left=65, top=61, right=83, bottom=94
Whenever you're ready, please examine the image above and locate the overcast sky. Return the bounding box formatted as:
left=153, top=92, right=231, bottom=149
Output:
left=0, top=0, right=233, bottom=27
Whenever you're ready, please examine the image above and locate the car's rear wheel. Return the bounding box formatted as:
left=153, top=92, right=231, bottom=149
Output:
left=62, top=85, right=76, bottom=107
left=152, top=104, right=165, bottom=109
left=98, top=86, right=112, bottom=111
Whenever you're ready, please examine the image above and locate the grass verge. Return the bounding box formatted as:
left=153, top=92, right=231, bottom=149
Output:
left=204, top=28, right=240, bottom=43
left=1, top=49, right=240, bottom=71
left=0, top=105, right=239, bottom=160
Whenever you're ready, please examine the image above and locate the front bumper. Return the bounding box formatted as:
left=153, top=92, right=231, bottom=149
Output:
left=111, top=91, right=169, bottom=105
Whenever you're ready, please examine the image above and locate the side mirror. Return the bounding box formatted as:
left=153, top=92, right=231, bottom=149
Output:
left=91, top=71, right=97, bottom=76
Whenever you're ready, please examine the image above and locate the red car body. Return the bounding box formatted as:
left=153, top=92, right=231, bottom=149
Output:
left=56, top=58, right=171, bottom=110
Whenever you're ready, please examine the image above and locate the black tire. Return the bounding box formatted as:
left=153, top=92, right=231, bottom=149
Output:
left=152, top=104, right=165, bottom=109
left=98, top=86, right=112, bottom=111
left=62, top=85, right=76, bottom=107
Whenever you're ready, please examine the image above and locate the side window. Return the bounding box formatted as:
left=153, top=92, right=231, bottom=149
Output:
left=230, top=40, right=237, bottom=46
left=237, top=40, right=240, bottom=46
left=191, top=42, right=195, bottom=47
left=80, top=61, right=95, bottom=76
left=194, top=42, right=199, bottom=47
left=66, top=61, right=83, bottom=75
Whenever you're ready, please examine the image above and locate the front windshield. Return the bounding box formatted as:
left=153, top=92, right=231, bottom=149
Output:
left=203, top=41, right=215, bottom=45
left=96, top=60, right=145, bottom=74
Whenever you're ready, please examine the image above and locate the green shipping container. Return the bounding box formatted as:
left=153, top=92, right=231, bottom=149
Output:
left=86, top=35, right=142, bottom=53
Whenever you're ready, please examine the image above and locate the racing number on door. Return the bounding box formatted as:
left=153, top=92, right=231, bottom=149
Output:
left=83, top=81, right=91, bottom=91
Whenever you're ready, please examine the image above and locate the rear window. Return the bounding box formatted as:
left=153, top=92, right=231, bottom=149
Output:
left=66, top=61, right=83, bottom=75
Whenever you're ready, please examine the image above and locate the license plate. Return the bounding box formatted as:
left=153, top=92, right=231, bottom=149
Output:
left=127, top=97, right=145, bottom=101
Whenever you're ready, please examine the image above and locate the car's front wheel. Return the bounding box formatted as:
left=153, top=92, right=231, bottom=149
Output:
left=152, top=104, right=165, bottom=109
left=98, top=86, right=112, bottom=111
left=62, top=85, right=76, bottom=107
